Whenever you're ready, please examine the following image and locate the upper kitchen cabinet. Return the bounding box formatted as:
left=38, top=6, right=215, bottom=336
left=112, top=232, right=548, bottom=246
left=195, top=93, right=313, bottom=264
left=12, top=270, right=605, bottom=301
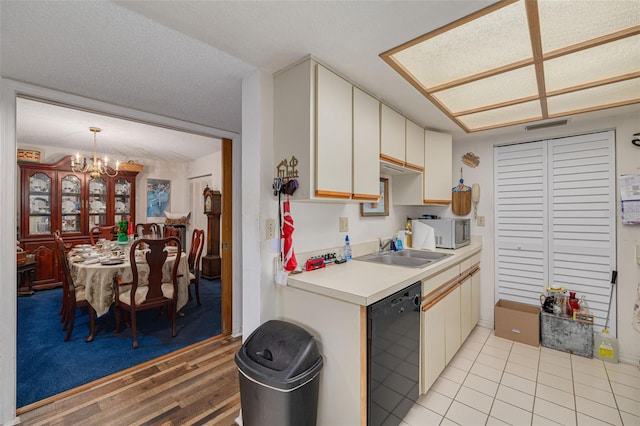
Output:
left=316, top=64, right=353, bottom=198
left=352, top=87, right=380, bottom=200
left=405, top=119, right=425, bottom=172
left=274, top=57, right=379, bottom=201
left=423, top=130, right=452, bottom=205
left=380, top=104, right=406, bottom=167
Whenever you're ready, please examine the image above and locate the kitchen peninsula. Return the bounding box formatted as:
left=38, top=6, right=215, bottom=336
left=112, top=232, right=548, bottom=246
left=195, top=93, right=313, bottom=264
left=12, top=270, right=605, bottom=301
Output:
left=278, top=237, right=482, bottom=426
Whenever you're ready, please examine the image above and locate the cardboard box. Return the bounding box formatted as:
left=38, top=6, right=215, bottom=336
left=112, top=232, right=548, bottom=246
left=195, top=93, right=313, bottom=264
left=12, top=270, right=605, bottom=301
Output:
left=494, top=299, right=540, bottom=346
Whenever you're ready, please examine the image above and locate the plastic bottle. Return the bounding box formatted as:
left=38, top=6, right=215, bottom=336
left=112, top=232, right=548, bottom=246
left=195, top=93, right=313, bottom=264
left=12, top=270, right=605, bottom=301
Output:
left=405, top=218, right=413, bottom=248
left=395, top=233, right=403, bottom=251
left=343, top=235, right=352, bottom=261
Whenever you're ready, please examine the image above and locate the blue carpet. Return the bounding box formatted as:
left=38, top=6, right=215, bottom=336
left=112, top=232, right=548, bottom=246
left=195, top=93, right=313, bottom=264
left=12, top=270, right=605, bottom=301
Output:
left=17, top=278, right=221, bottom=408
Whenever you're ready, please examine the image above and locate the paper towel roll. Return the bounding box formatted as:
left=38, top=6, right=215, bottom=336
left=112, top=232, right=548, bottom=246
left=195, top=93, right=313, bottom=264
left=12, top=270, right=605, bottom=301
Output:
left=411, top=220, right=436, bottom=251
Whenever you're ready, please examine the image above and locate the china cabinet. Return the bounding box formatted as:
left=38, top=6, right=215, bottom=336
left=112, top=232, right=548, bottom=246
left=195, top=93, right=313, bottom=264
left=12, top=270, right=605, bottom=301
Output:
left=18, top=155, right=138, bottom=289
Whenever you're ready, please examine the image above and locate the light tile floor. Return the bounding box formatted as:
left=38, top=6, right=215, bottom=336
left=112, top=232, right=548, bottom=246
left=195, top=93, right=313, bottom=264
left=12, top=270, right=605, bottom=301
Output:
left=403, top=326, right=640, bottom=426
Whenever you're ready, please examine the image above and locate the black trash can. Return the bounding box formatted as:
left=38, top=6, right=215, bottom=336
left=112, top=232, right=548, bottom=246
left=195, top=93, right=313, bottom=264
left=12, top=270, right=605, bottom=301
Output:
left=235, top=320, right=323, bottom=426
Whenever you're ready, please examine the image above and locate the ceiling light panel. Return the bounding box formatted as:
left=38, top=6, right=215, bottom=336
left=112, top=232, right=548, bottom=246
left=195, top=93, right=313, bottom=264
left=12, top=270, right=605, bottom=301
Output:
left=547, top=78, right=640, bottom=116
left=457, top=100, right=542, bottom=130
left=538, top=0, right=640, bottom=53
left=433, top=66, right=538, bottom=113
left=390, top=1, right=530, bottom=88
left=381, top=0, right=640, bottom=132
left=544, top=35, right=640, bottom=92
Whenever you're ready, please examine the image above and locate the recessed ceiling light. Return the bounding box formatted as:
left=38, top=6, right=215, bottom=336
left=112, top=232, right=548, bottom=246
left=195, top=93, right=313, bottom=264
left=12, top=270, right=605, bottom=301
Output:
left=380, top=0, right=640, bottom=133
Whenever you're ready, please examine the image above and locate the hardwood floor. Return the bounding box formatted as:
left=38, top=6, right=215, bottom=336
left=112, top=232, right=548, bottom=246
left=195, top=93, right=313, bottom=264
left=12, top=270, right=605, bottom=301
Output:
left=18, top=336, right=242, bottom=426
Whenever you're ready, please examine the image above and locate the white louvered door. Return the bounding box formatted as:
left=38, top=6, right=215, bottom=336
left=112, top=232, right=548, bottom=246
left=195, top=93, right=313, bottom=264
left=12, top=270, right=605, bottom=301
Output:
left=495, top=131, right=616, bottom=335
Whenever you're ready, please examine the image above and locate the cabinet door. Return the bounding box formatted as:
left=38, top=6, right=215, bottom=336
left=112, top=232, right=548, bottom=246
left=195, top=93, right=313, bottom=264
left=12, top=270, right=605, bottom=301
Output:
left=405, top=119, right=425, bottom=171
left=315, top=64, right=352, bottom=199
left=424, top=130, right=452, bottom=204
left=59, top=172, right=84, bottom=236
left=443, top=285, right=461, bottom=364
left=421, top=300, right=446, bottom=393
left=460, top=274, right=473, bottom=340
left=24, top=170, right=54, bottom=238
left=352, top=87, right=380, bottom=200
left=88, top=177, right=108, bottom=228
left=113, top=176, right=134, bottom=224
left=380, top=104, right=405, bottom=166
left=471, top=267, right=481, bottom=327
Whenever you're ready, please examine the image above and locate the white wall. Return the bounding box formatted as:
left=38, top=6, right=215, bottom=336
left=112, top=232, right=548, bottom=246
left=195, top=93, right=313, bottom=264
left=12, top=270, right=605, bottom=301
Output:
left=449, top=110, right=640, bottom=364
left=287, top=178, right=424, bottom=254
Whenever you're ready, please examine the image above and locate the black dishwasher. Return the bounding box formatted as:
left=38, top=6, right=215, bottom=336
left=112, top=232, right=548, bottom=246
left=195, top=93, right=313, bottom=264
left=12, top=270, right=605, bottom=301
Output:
left=367, top=281, right=421, bottom=426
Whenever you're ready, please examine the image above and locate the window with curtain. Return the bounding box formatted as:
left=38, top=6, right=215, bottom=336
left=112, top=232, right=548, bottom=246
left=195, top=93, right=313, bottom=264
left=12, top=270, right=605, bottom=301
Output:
left=494, top=130, right=617, bottom=335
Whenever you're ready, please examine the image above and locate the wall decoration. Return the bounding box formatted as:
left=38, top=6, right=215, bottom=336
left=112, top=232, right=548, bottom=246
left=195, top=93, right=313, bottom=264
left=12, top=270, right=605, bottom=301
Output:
left=361, top=178, right=389, bottom=217
left=146, top=178, right=170, bottom=218
left=461, top=152, right=480, bottom=167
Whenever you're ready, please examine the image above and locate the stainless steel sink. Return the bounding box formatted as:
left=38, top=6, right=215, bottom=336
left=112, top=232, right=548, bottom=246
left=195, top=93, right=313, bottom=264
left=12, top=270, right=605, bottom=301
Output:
left=354, top=249, right=452, bottom=268
left=387, top=250, right=453, bottom=261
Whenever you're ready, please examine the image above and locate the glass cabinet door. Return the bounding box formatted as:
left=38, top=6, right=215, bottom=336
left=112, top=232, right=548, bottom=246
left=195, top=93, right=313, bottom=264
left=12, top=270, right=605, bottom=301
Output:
left=114, top=178, right=132, bottom=224
left=28, top=172, right=52, bottom=235
left=60, top=174, right=82, bottom=233
left=88, top=177, right=107, bottom=227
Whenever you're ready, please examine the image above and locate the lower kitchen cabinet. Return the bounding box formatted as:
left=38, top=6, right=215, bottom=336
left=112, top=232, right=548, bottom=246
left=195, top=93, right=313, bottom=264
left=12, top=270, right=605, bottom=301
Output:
left=421, top=295, right=446, bottom=392
left=471, top=265, right=481, bottom=326
left=444, top=285, right=461, bottom=364
left=421, top=253, right=482, bottom=394
left=460, top=273, right=473, bottom=341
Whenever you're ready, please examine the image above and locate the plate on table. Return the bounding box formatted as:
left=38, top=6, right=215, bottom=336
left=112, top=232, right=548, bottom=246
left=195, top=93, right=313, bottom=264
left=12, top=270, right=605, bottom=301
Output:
left=100, top=258, right=124, bottom=265
left=165, top=246, right=178, bottom=253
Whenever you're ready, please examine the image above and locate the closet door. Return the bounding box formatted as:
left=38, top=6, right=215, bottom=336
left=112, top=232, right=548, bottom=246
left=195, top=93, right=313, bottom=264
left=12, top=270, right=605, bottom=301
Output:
left=548, top=131, right=617, bottom=335
left=494, top=141, right=548, bottom=304
left=494, top=131, right=616, bottom=334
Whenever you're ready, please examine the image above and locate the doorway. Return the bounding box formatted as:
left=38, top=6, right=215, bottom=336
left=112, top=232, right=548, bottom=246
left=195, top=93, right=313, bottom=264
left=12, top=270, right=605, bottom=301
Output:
left=10, top=89, right=236, bottom=410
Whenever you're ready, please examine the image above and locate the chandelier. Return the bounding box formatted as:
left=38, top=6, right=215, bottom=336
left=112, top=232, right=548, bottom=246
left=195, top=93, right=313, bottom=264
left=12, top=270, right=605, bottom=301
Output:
left=71, top=127, right=119, bottom=178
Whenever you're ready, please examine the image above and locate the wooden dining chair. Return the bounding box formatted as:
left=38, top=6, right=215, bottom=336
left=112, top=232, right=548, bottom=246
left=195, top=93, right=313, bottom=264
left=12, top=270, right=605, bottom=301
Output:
left=113, top=237, right=182, bottom=349
left=89, top=225, right=118, bottom=245
left=54, top=231, right=95, bottom=342
left=187, top=229, right=205, bottom=307
left=136, top=223, right=160, bottom=239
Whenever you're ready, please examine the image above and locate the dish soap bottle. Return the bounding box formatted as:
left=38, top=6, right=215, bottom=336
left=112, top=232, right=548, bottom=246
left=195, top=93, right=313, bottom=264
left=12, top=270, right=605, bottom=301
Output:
left=343, top=235, right=352, bottom=262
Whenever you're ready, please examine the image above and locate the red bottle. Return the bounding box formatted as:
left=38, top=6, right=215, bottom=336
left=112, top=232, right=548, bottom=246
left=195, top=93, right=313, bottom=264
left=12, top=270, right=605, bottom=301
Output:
left=566, top=291, right=580, bottom=317
left=127, top=215, right=134, bottom=237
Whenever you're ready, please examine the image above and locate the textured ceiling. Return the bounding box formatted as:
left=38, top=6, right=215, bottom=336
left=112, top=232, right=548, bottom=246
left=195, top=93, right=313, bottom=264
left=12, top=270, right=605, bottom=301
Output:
left=2, top=0, right=639, bottom=158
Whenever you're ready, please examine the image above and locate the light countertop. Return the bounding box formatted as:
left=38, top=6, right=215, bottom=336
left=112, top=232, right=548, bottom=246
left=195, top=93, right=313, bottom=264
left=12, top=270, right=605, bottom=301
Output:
left=286, top=237, right=482, bottom=306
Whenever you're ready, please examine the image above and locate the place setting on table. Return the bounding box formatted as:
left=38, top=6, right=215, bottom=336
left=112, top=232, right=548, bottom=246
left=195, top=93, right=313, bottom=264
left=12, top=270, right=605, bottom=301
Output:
left=68, top=239, right=190, bottom=319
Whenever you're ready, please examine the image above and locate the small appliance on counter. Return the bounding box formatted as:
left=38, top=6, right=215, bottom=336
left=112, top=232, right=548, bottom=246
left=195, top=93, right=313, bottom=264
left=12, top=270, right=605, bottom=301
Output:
left=418, top=218, right=470, bottom=249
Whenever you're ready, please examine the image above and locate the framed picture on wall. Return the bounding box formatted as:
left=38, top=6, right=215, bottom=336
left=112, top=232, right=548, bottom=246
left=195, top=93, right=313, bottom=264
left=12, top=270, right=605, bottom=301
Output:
left=361, top=178, right=389, bottom=217
left=146, top=178, right=171, bottom=218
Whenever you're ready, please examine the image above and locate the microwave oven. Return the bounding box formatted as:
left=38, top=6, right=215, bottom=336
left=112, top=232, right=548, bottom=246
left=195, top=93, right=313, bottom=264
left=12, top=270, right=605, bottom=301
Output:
left=418, top=218, right=470, bottom=249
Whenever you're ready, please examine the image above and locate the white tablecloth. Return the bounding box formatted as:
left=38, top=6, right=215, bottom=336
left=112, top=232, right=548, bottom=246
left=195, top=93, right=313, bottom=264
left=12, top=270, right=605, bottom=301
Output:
left=70, top=252, right=189, bottom=317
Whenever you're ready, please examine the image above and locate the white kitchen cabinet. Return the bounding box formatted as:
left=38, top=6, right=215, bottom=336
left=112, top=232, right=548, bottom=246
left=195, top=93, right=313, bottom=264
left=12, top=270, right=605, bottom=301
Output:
left=423, top=130, right=452, bottom=205
left=380, top=104, right=406, bottom=167
left=352, top=87, right=381, bottom=201
left=316, top=64, right=353, bottom=198
left=421, top=297, right=446, bottom=393
left=443, top=285, right=461, bottom=364
left=460, top=273, right=473, bottom=341
left=470, top=254, right=481, bottom=327
left=274, top=57, right=378, bottom=201
left=405, top=119, right=425, bottom=172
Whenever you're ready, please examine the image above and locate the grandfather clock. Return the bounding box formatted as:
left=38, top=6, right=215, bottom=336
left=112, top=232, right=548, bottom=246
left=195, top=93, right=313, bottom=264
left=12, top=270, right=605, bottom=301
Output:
left=202, top=186, right=221, bottom=279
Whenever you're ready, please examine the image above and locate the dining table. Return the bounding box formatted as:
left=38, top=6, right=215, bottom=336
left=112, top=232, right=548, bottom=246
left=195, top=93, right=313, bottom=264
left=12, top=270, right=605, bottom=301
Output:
left=69, top=249, right=190, bottom=317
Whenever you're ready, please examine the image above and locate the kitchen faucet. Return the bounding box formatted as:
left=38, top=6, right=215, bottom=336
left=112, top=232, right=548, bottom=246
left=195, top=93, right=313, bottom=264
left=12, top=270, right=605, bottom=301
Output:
left=379, top=237, right=395, bottom=253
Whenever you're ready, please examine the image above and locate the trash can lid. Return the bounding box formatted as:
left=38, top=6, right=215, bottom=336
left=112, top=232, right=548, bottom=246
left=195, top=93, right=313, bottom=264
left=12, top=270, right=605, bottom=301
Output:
left=235, top=320, right=323, bottom=390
